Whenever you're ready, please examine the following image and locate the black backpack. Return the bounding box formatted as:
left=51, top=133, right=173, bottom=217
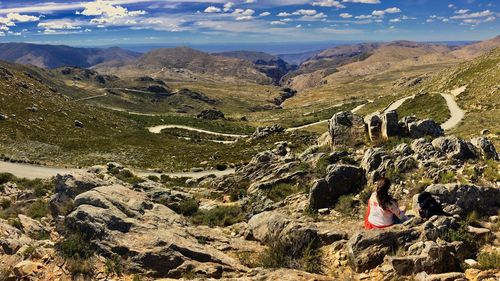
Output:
left=417, top=192, right=448, bottom=218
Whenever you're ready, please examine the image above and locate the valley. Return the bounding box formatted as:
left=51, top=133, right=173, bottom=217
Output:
left=0, top=35, right=499, bottom=281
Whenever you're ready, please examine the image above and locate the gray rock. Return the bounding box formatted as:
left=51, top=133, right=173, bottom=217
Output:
left=368, top=115, right=382, bottom=142
left=470, top=137, right=499, bottom=160
left=328, top=111, right=366, bottom=148
left=309, top=164, right=366, bottom=209
left=74, top=120, right=84, bottom=128
left=361, top=148, right=392, bottom=182
left=425, top=183, right=500, bottom=216
left=0, top=113, right=8, bottom=120
left=381, top=110, right=399, bottom=139
left=0, top=220, right=33, bottom=255
left=49, top=172, right=111, bottom=217
left=18, top=215, right=49, bottom=239
left=197, top=109, right=225, bottom=120
left=251, top=124, right=284, bottom=139
left=408, top=119, right=444, bottom=139
left=347, top=227, right=420, bottom=272
left=431, top=136, right=477, bottom=160
left=66, top=184, right=244, bottom=277
left=386, top=241, right=461, bottom=276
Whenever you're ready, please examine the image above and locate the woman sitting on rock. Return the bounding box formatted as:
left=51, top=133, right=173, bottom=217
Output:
left=364, top=177, right=407, bottom=230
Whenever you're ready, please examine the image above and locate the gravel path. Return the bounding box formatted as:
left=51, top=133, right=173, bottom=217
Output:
left=440, top=92, right=465, bottom=131
left=0, top=161, right=235, bottom=180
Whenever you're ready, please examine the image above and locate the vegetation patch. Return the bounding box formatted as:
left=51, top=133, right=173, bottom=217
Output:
left=191, top=205, right=244, bottom=227
left=396, top=93, right=450, bottom=124
left=259, top=238, right=321, bottom=274
left=265, top=182, right=304, bottom=202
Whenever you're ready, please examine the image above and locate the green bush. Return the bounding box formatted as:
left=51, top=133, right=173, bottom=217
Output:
left=171, top=199, right=199, bottom=216
left=265, top=183, right=303, bottom=202
left=191, top=206, right=244, bottom=227
left=27, top=200, right=49, bottom=219
left=259, top=238, right=321, bottom=273
left=439, top=171, right=456, bottom=184
left=0, top=173, right=15, bottom=184
left=0, top=198, right=11, bottom=209
left=104, top=255, right=122, bottom=277
left=215, top=163, right=228, bottom=171
left=146, top=175, right=160, bottom=182
left=477, top=251, right=500, bottom=270
left=445, top=220, right=478, bottom=251
left=115, top=169, right=144, bottom=185
left=335, top=195, right=357, bottom=216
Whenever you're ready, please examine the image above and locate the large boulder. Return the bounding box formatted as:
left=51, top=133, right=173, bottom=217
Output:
left=425, top=183, right=500, bottom=216
left=347, top=227, right=420, bottom=272
left=0, top=220, right=33, bottom=255
left=246, top=211, right=318, bottom=258
left=251, top=124, right=284, bottom=139
left=66, top=184, right=245, bottom=277
left=328, top=111, right=366, bottom=148
left=470, top=137, right=499, bottom=160
left=309, top=164, right=366, bottom=209
left=197, top=109, right=225, bottom=120
left=368, top=115, right=382, bottom=142
left=381, top=110, right=399, bottom=139
left=386, top=241, right=462, bottom=276
left=361, top=148, right=392, bottom=182
left=431, top=136, right=477, bottom=161
left=49, top=172, right=113, bottom=217
left=408, top=119, right=444, bottom=139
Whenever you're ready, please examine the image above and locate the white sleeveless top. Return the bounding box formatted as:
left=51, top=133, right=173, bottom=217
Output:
left=367, top=192, right=401, bottom=227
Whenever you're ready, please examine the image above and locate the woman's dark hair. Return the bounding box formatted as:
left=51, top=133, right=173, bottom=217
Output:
left=376, top=177, right=393, bottom=210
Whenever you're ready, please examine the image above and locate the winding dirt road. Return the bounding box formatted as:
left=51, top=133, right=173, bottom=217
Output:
left=147, top=124, right=249, bottom=138
left=0, top=161, right=235, bottom=180
left=439, top=87, right=466, bottom=130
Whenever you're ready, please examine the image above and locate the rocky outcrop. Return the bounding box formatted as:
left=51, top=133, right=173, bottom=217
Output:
left=381, top=110, right=400, bottom=139
left=425, top=183, right=500, bottom=216
left=431, top=136, right=477, bottom=161
left=309, top=164, right=366, bottom=209
left=250, top=124, right=284, bottom=139
left=347, top=227, right=420, bottom=272
left=66, top=184, right=245, bottom=277
left=408, top=119, right=444, bottom=139
left=386, top=241, right=462, bottom=276
left=197, top=109, right=225, bottom=120
left=328, top=111, right=366, bottom=148
left=470, top=137, right=499, bottom=160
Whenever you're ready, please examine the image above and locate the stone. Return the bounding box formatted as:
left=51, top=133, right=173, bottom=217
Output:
left=470, top=137, right=499, bottom=160
left=50, top=172, right=112, bottom=217
left=328, top=111, right=366, bottom=148
left=425, top=183, right=500, bottom=216
left=381, top=110, right=399, bottom=139
left=13, top=260, right=43, bottom=277
left=74, top=120, right=84, bottom=128
left=0, top=113, right=8, bottom=121
left=414, top=272, right=466, bottom=281
left=309, top=164, right=366, bottom=209
left=18, top=214, right=49, bottom=239
left=431, top=136, right=477, bottom=160
left=0, top=220, right=33, bottom=255
left=197, top=109, right=225, bottom=120
left=408, top=119, right=444, bottom=139
left=347, top=227, right=420, bottom=272
left=386, top=241, right=461, bottom=276
left=66, top=184, right=244, bottom=277
left=368, top=115, right=382, bottom=142
left=251, top=124, right=284, bottom=139
left=361, top=148, right=392, bottom=182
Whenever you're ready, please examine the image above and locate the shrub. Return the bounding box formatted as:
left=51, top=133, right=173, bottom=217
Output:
left=115, top=169, right=144, bottom=185
left=57, top=230, right=95, bottom=260
left=229, top=188, right=247, bottom=202
left=191, top=206, right=244, bottom=227
left=445, top=220, right=478, bottom=251
left=477, top=251, right=500, bottom=270
left=146, top=175, right=160, bottom=182
left=483, top=160, right=500, bottom=182
left=66, top=257, right=95, bottom=276
left=8, top=218, right=22, bottom=230
left=215, top=163, right=228, bottom=171
left=104, top=255, right=122, bottom=276
left=27, top=200, right=49, bottom=219
left=439, top=171, right=456, bottom=184
left=335, top=195, right=357, bottom=216
left=171, top=199, right=199, bottom=216
left=259, top=238, right=321, bottom=273
left=0, top=198, right=11, bottom=209
left=0, top=173, right=15, bottom=184
left=265, top=183, right=303, bottom=202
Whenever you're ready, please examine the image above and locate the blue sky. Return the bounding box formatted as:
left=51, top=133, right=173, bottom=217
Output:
left=0, top=0, right=498, bottom=47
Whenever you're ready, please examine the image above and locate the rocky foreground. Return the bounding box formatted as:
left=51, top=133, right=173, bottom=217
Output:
left=1, top=111, right=499, bottom=280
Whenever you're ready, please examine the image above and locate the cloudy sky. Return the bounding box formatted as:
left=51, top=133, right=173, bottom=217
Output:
left=0, top=0, right=498, bottom=46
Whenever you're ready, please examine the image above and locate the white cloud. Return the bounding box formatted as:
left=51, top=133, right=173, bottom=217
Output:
left=450, top=10, right=493, bottom=19
left=355, top=14, right=372, bottom=19
left=277, top=12, right=291, bottom=17
left=389, top=18, right=400, bottom=23
left=270, top=21, right=286, bottom=25
left=236, top=16, right=253, bottom=20
left=223, top=2, right=234, bottom=12
left=342, top=0, right=380, bottom=3
left=204, top=6, right=221, bottom=13
left=259, top=12, right=270, bottom=17
left=311, top=0, right=345, bottom=8
left=301, top=12, right=327, bottom=21
left=384, top=7, right=401, bottom=14
left=426, top=19, right=434, bottom=23
left=339, top=13, right=352, bottom=18
left=455, top=9, right=469, bottom=14
left=0, top=25, right=8, bottom=31
left=292, top=9, right=317, bottom=16
left=372, top=10, right=385, bottom=17
left=38, top=20, right=82, bottom=30
left=296, top=24, right=302, bottom=28
left=484, top=16, right=495, bottom=22
left=77, top=0, right=146, bottom=26
left=245, top=0, right=256, bottom=3
left=448, top=4, right=455, bottom=9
